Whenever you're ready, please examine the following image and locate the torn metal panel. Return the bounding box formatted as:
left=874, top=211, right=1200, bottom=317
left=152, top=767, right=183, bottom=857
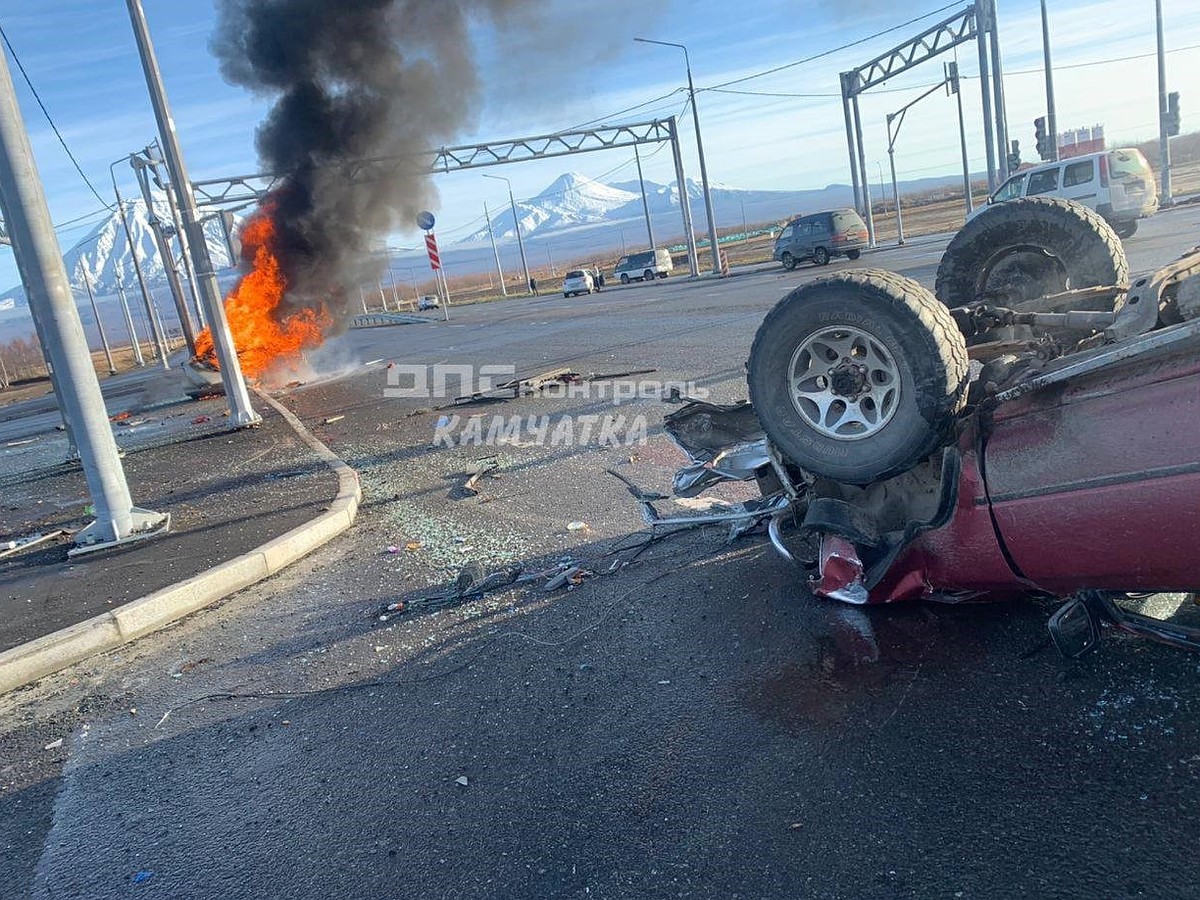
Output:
left=812, top=535, right=869, bottom=605
left=663, top=400, right=771, bottom=495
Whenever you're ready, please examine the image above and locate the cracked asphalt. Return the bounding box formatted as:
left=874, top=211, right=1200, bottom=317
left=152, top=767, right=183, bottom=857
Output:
left=4, top=208, right=1200, bottom=899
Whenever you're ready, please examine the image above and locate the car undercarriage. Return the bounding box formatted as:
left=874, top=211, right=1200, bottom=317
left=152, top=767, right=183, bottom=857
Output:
left=653, top=197, right=1200, bottom=657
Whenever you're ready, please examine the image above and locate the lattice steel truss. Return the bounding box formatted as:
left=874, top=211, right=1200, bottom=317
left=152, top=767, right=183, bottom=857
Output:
left=839, top=0, right=1010, bottom=247
left=188, top=117, right=701, bottom=276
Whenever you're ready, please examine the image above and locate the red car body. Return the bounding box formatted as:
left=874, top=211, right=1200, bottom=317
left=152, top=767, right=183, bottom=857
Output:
left=819, top=335, right=1200, bottom=604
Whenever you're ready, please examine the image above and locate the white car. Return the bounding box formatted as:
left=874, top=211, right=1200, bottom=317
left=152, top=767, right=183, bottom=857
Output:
left=562, top=270, right=595, bottom=297
left=969, top=148, right=1157, bottom=238
left=417, top=294, right=440, bottom=310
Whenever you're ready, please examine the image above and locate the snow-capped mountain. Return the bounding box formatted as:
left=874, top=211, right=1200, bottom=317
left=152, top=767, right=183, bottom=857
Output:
left=0, top=199, right=241, bottom=309
left=470, top=172, right=642, bottom=242
left=461, top=172, right=860, bottom=245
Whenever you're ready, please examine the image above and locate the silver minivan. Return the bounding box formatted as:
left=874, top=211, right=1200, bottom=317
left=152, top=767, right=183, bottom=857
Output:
left=613, top=248, right=674, bottom=283
left=971, top=148, right=1158, bottom=237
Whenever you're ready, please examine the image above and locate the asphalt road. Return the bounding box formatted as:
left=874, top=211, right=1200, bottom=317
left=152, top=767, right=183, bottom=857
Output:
left=4, top=206, right=1200, bottom=899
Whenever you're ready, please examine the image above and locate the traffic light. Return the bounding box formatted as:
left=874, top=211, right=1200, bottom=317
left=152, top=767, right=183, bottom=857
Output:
left=1034, top=117, right=1053, bottom=161
left=1007, top=139, right=1021, bottom=173
left=1166, top=92, right=1181, bottom=137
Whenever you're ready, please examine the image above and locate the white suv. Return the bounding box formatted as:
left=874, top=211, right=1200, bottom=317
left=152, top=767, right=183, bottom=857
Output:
left=971, top=148, right=1158, bottom=238
left=562, top=270, right=595, bottom=297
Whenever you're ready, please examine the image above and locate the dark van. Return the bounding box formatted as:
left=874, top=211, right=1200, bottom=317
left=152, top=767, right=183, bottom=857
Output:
left=773, top=208, right=868, bottom=269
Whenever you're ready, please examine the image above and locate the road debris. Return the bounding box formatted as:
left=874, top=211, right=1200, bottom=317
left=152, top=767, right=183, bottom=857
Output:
left=191, top=415, right=211, bottom=425
left=463, top=460, right=500, bottom=495
left=109, top=410, right=131, bottom=422
left=131, top=871, right=154, bottom=885
left=405, top=541, right=422, bottom=552
left=376, top=562, right=525, bottom=618
left=543, top=566, right=588, bottom=591
left=0, top=529, right=67, bottom=560
left=456, top=776, right=469, bottom=786
left=323, top=415, right=345, bottom=425
left=566, top=520, right=588, bottom=532
left=44, top=738, right=63, bottom=751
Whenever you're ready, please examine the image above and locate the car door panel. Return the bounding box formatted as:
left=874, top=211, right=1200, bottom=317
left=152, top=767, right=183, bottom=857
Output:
left=984, top=345, right=1200, bottom=593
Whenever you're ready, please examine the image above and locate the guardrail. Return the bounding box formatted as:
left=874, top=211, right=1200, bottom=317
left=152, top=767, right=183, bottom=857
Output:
left=349, top=313, right=431, bottom=328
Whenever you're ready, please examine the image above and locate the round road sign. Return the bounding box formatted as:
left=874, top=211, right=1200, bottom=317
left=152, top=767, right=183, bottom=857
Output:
left=416, top=210, right=436, bottom=231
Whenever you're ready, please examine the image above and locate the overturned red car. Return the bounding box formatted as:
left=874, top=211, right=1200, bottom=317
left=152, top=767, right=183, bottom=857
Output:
left=664, top=197, right=1200, bottom=656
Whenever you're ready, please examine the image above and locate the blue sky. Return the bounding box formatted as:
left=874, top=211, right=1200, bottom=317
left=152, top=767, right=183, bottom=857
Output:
left=0, top=0, right=1197, bottom=286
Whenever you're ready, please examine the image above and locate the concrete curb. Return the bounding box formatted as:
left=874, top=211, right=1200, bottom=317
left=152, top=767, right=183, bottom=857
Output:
left=0, top=390, right=360, bottom=694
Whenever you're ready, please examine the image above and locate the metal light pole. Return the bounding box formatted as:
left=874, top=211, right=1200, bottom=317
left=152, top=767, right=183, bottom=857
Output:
left=635, top=38, right=721, bottom=274
left=130, top=152, right=197, bottom=354
left=852, top=93, right=876, bottom=247
left=113, top=268, right=144, bottom=366
left=110, top=158, right=169, bottom=368
left=385, top=254, right=404, bottom=306
left=951, top=61, right=974, bottom=214
left=0, top=44, right=167, bottom=552
left=1040, top=0, right=1058, bottom=163
left=876, top=162, right=888, bottom=217
left=483, top=201, right=507, bottom=296
left=1156, top=0, right=1172, bottom=206
left=80, top=267, right=116, bottom=375
left=986, top=0, right=1011, bottom=181
left=145, top=142, right=205, bottom=329
left=634, top=144, right=656, bottom=249
left=975, top=6, right=998, bottom=191
left=667, top=115, right=699, bottom=276
left=126, top=0, right=258, bottom=426
left=885, top=75, right=954, bottom=247
left=483, top=173, right=531, bottom=294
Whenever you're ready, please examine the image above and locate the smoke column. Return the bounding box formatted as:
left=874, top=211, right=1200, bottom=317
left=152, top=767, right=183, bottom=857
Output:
left=210, top=0, right=536, bottom=314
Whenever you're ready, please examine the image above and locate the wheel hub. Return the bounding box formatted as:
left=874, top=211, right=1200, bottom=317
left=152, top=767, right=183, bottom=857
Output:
left=829, top=360, right=869, bottom=398
left=787, top=326, right=902, bottom=441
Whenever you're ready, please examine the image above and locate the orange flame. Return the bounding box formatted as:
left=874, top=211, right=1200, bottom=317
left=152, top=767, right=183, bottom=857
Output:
left=194, top=210, right=331, bottom=379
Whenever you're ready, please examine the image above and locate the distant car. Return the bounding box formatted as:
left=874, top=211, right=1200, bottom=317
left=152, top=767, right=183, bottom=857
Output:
left=613, top=248, right=674, bottom=284
left=969, top=148, right=1158, bottom=238
left=417, top=294, right=440, bottom=310
left=773, top=208, right=868, bottom=270
left=562, top=270, right=595, bottom=297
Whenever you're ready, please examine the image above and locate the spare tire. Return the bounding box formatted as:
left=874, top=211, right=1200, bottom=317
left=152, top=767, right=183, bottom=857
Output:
left=935, top=197, right=1128, bottom=311
left=747, top=270, right=969, bottom=485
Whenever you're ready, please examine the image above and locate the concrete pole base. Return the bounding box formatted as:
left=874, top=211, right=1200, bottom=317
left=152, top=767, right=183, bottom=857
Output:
left=229, top=411, right=263, bottom=428
left=69, top=508, right=171, bottom=557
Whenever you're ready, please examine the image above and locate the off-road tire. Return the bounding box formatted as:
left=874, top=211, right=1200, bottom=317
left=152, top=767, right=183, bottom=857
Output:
left=847, top=249, right=862, bottom=261
left=620, top=273, right=630, bottom=284
left=643, top=269, right=655, bottom=282
left=813, top=247, right=830, bottom=266
left=781, top=251, right=796, bottom=270
left=748, top=269, right=970, bottom=485
left=935, top=197, right=1128, bottom=311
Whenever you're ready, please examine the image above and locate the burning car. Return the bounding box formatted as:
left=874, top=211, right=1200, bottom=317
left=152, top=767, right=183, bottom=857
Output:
left=663, top=197, right=1200, bottom=656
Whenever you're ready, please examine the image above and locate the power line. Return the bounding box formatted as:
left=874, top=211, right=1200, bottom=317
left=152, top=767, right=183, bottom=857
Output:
left=0, top=26, right=113, bottom=210
left=702, top=1, right=964, bottom=91
left=566, top=88, right=688, bottom=132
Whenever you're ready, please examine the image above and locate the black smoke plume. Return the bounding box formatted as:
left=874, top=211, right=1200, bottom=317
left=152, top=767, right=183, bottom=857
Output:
left=211, top=0, right=536, bottom=311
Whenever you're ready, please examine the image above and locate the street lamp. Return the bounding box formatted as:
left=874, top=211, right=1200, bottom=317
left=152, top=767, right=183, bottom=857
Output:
left=483, top=201, right=507, bottom=296
left=482, top=173, right=532, bottom=294
left=635, top=37, right=721, bottom=276
left=884, top=72, right=956, bottom=246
